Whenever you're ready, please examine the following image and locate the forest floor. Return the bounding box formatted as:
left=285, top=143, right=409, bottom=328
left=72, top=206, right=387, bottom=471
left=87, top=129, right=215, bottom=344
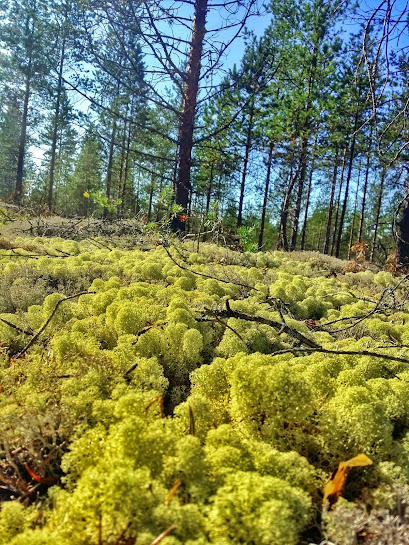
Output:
left=1, top=203, right=408, bottom=545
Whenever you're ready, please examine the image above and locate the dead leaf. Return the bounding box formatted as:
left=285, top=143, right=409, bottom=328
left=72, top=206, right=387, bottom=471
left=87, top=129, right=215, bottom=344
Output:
left=323, top=454, right=373, bottom=504
left=25, top=464, right=57, bottom=485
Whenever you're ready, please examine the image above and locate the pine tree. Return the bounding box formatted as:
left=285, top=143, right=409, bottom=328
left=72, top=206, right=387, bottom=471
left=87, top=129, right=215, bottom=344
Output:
left=0, top=0, right=52, bottom=204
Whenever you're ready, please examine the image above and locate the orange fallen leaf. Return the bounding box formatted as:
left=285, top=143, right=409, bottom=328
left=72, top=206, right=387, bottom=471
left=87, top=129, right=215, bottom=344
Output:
left=323, top=453, right=373, bottom=504
left=25, top=464, right=58, bottom=485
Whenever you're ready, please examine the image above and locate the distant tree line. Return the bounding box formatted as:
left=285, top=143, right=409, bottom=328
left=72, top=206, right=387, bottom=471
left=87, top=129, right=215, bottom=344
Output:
left=0, top=0, right=408, bottom=263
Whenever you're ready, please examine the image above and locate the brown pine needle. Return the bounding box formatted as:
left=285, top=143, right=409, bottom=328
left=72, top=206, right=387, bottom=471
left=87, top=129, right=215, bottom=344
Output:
left=149, top=525, right=178, bottom=545
left=165, top=479, right=181, bottom=503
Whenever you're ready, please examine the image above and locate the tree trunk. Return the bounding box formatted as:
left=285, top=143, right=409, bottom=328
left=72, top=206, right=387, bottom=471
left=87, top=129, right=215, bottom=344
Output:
left=237, top=98, right=255, bottom=228
left=48, top=38, right=66, bottom=212
left=279, top=161, right=300, bottom=251
left=147, top=178, right=154, bottom=222
left=335, top=140, right=356, bottom=257
left=120, top=123, right=132, bottom=216
left=330, top=145, right=348, bottom=255
left=397, top=169, right=409, bottom=267
left=205, top=161, right=214, bottom=215
left=117, top=117, right=128, bottom=217
left=358, top=127, right=373, bottom=242
left=15, top=38, right=33, bottom=205
left=258, top=143, right=274, bottom=250
left=335, top=113, right=359, bottom=258
left=370, top=165, right=386, bottom=262
left=323, top=149, right=339, bottom=254
left=347, top=163, right=361, bottom=260
left=104, top=119, right=117, bottom=217
left=290, top=35, right=319, bottom=251
left=291, top=136, right=309, bottom=250
left=172, top=0, right=208, bottom=233
left=300, top=135, right=318, bottom=250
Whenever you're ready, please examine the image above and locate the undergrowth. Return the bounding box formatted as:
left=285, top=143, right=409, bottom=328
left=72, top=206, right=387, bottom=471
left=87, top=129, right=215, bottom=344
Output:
left=0, top=235, right=408, bottom=544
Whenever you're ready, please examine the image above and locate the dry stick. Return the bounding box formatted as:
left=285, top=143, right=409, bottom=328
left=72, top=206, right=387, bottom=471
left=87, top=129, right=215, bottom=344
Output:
left=113, top=523, right=133, bottom=545
left=206, top=300, right=320, bottom=349
left=16, top=292, right=95, bottom=359
left=0, top=318, right=33, bottom=337
left=0, top=253, right=40, bottom=259
left=211, top=312, right=248, bottom=345
left=207, top=303, right=409, bottom=371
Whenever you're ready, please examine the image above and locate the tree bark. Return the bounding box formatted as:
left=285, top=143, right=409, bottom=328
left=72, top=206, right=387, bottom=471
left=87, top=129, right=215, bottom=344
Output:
left=172, top=0, right=208, bottom=233
left=15, top=19, right=33, bottom=205
left=104, top=119, right=117, bottom=217
left=120, top=122, right=132, bottom=216
left=335, top=139, right=356, bottom=257
left=205, top=161, right=214, bottom=214
left=237, top=97, right=255, bottom=228
left=147, top=177, right=154, bottom=222
left=397, top=169, right=409, bottom=267
left=358, top=127, right=373, bottom=242
left=48, top=38, right=66, bottom=212
left=335, top=112, right=359, bottom=258
left=330, top=145, right=348, bottom=255
left=279, top=161, right=300, bottom=251
left=370, top=165, right=386, bottom=262
left=300, top=135, right=318, bottom=250
left=323, top=149, right=339, bottom=254
left=291, top=136, right=309, bottom=250
left=258, top=143, right=274, bottom=250
left=347, top=163, right=361, bottom=260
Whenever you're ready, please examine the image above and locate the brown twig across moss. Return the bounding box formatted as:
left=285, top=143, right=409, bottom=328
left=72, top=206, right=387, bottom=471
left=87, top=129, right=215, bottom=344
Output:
left=16, top=291, right=95, bottom=359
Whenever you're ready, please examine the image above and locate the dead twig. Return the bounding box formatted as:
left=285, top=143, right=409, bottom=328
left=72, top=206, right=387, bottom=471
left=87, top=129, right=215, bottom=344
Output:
left=205, top=300, right=320, bottom=349
left=16, top=292, right=95, bottom=359
left=0, top=318, right=33, bottom=337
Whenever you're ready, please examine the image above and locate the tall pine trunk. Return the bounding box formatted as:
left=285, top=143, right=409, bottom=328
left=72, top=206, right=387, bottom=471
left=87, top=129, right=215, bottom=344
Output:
left=237, top=98, right=255, bottom=228
left=397, top=169, right=409, bottom=267
left=279, top=160, right=300, bottom=251
left=323, top=149, right=339, bottom=254
left=48, top=38, right=66, bottom=212
left=330, top=145, right=348, bottom=255
left=104, top=119, right=117, bottom=217
left=370, top=165, right=386, bottom=262
left=291, top=136, right=309, bottom=250
left=347, top=163, right=361, bottom=260
left=15, top=30, right=33, bottom=205
left=173, top=0, right=208, bottom=232
left=258, top=143, right=274, bottom=250
left=119, top=122, right=132, bottom=216
left=335, top=112, right=359, bottom=258
left=335, top=135, right=356, bottom=257
left=300, top=135, right=318, bottom=250
left=290, top=35, right=319, bottom=251
left=358, top=127, right=373, bottom=242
